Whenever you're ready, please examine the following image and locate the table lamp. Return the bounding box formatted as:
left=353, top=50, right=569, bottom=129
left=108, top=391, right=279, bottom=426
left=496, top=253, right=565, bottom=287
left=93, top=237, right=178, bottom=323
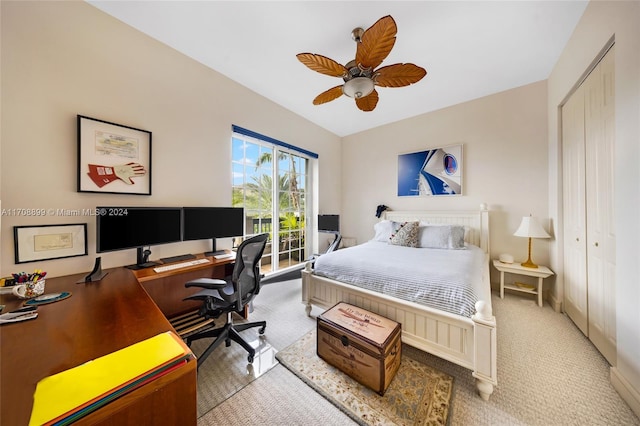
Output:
left=513, top=215, right=550, bottom=268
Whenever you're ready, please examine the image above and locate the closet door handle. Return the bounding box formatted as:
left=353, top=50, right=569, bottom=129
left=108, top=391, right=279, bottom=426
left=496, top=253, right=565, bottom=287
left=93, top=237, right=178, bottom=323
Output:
left=594, top=242, right=599, bottom=247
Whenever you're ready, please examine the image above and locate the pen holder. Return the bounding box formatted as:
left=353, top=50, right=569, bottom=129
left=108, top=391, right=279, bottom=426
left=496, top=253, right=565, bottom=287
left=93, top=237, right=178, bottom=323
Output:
left=12, top=279, right=46, bottom=299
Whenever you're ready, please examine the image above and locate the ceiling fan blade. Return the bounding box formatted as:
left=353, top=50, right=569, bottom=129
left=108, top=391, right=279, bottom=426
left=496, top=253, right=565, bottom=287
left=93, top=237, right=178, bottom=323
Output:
left=355, top=89, right=379, bottom=112
left=356, top=15, right=397, bottom=70
left=313, top=85, right=344, bottom=105
left=296, top=53, right=347, bottom=77
left=374, top=63, right=427, bottom=87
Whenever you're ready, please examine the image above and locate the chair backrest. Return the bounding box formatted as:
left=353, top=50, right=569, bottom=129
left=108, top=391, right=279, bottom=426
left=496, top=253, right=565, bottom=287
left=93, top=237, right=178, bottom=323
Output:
left=326, top=232, right=342, bottom=254
left=232, top=233, right=268, bottom=309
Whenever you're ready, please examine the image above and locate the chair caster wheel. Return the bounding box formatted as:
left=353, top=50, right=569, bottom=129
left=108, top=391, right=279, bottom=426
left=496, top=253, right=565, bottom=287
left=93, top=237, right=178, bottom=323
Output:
left=248, top=355, right=254, bottom=363
left=259, top=326, right=266, bottom=334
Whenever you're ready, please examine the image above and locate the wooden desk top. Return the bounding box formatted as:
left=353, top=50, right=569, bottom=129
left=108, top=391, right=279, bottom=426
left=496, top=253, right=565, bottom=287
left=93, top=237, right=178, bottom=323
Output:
left=132, top=252, right=235, bottom=282
left=0, top=267, right=188, bottom=425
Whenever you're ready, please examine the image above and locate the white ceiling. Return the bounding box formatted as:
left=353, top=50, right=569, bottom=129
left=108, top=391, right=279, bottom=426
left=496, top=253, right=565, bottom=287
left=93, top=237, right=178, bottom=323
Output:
left=88, top=1, right=588, bottom=137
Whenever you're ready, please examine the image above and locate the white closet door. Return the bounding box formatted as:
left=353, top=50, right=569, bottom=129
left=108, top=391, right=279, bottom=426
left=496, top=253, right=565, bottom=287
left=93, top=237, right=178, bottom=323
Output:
left=562, top=83, right=588, bottom=335
left=585, top=46, right=616, bottom=365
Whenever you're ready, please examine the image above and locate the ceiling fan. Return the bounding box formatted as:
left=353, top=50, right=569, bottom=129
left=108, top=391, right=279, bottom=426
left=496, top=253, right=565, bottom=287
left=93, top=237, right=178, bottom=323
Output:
left=296, top=15, right=427, bottom=112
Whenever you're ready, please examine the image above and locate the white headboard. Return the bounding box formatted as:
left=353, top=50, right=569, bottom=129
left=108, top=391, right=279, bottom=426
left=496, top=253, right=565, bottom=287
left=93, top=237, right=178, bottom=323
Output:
left=382, top=208, right=490, bottom=254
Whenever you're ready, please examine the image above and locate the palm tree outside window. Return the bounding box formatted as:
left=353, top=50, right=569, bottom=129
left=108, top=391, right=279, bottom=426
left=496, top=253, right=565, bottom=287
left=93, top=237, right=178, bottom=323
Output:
left=231, top=126, right=316, bottom=274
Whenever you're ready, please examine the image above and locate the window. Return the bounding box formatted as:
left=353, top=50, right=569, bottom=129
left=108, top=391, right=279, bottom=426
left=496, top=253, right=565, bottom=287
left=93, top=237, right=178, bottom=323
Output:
left=231, top=126, right=317, bottom=274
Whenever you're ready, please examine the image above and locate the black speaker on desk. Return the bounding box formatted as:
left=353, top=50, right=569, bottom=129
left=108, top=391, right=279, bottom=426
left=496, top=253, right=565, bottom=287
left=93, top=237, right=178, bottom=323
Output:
left=77, top=257, right=108, bottom=283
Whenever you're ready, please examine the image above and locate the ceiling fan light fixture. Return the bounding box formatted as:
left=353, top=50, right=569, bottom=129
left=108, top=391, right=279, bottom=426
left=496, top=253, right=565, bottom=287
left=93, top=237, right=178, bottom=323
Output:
left=297, top=15, right=426, bottom=111
left=343, top=77, right=374, bottom=99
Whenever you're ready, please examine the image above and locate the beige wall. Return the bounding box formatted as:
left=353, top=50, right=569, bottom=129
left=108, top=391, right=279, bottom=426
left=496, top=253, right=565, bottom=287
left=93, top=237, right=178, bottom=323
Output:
left=0, top=1, right=342, bottom=277
left=547, top=0, right=640, bottom=414
left=341, top=80, right=550, bottom=282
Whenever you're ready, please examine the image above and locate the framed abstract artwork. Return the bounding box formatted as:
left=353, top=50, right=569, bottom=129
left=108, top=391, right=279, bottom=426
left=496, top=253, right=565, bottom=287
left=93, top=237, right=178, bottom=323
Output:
left=77, top=115, right=152, bottom=195
left=397, top=144, right=463, bottom=196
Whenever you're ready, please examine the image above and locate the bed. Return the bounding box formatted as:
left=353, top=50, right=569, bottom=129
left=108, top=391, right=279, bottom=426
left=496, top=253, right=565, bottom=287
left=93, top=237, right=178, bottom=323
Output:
left=301, top=208, right=497, bottom=400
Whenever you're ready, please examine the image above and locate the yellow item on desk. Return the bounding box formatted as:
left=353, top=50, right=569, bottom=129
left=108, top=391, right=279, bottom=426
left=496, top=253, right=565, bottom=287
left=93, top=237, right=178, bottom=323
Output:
left=29, top=331, right=191, bottom=426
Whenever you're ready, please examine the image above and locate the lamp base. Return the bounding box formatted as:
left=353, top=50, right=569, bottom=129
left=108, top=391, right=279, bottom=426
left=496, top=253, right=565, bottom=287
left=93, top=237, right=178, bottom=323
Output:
left=520, top=260, right=539, bottom=269
left=521, top=237, right=539, bottom=268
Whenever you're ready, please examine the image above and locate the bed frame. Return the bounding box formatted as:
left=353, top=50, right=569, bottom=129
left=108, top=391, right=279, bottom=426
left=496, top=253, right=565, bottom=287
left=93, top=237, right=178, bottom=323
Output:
left=301, top=208, right=497, bottom=400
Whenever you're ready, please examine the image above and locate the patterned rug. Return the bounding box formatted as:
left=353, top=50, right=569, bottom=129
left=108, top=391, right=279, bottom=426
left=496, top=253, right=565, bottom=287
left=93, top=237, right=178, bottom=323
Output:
left=276, top=329, right=453, bottom=426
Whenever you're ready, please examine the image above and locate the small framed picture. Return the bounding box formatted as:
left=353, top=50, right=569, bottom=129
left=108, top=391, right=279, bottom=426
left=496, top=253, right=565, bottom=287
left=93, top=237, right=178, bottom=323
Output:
left=14, top=224, right=88, bottom=264
left=77, top=115, right=152, bottom=195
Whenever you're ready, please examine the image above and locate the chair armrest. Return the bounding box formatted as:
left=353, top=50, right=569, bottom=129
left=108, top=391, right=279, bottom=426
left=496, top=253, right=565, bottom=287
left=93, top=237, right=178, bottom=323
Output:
left=185, top=278, right=227, bottom=290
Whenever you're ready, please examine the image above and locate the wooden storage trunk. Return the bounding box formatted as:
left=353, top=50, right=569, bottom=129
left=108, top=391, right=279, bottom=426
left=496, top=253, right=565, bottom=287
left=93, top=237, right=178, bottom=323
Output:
left=317, top=302, right=402, bottom=395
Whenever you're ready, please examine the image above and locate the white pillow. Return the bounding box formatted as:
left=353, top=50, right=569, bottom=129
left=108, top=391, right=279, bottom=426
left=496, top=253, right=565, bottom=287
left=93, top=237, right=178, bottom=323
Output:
left=372, top=220, right=395, bottom=242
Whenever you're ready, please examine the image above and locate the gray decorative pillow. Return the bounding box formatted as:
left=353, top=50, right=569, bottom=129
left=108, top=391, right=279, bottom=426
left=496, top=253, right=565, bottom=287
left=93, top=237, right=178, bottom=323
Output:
left=449, top=225, right=466, bottom=249
left=419, top=225, right=467, bottom=249
left=419, top=225, right=452, bottom=249
left=389, top=221, right=419, bottom=247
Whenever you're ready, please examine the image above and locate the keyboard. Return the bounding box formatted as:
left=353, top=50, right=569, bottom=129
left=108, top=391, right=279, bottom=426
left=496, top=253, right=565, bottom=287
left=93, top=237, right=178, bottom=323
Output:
left=153, top=258, right=211, bottom=273
left=213, top=253, right=235, bottom=260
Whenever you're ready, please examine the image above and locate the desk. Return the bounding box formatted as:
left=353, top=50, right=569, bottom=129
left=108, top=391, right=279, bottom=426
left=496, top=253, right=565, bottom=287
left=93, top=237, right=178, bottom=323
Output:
left=133, top=253, right=235, bottom=318
left=0, top=267, right=197, bottom=425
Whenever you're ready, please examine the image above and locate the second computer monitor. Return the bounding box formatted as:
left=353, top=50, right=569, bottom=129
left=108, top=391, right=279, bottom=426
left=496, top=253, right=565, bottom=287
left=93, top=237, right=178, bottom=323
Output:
left=183, top=207, right=244, bottom=255
left=318, top=214, right=339, bottom=233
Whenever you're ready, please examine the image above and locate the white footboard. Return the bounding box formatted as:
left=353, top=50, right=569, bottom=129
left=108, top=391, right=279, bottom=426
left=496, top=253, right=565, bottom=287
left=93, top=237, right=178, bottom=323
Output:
left=302, top=262, right=497, bottom=400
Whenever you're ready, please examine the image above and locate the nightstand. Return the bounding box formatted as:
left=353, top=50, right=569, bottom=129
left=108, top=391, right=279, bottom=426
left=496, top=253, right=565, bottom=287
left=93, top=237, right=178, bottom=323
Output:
left=492, top=259, right=554, bottom=307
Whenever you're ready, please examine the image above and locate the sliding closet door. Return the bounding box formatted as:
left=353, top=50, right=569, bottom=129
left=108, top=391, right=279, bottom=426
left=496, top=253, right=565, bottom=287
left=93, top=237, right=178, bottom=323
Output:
left=562, top=83, right=588, bottom=335
left=584, top=47, right=616, bottom=365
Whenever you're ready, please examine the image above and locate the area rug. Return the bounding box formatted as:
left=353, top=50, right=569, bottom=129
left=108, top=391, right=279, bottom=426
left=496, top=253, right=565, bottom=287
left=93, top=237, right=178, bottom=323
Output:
left=276, top=329, right=453, bottom=426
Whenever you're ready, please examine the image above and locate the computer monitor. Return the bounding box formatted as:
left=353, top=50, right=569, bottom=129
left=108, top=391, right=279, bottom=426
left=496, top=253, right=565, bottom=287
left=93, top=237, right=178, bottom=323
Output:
left=318, top=214, right=340, bottom=233
left=182, top=207, right=244, bottom=255
left=96, top=207, right=182, bottom=269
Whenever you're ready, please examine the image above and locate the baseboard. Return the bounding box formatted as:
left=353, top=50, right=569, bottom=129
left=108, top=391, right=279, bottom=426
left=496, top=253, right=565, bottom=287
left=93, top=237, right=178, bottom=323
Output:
left=547, top=292, right=562, bottom=313
left=611, top=366, right=640, bottom=418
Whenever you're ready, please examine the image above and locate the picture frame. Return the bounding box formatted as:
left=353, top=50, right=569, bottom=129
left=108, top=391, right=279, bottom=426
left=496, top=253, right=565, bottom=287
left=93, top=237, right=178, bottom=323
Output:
left=397, top=144, right=463, bottom=197
left=14, top=224, right=88, bottom=264
left=77, top=115, right=152, bottom=195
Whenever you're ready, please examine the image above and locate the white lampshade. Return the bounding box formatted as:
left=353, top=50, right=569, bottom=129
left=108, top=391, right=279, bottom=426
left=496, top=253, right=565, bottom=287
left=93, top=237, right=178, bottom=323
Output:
left=342, top=77, right=374, bottom=99
left=514, top=216, right=550, bottom=239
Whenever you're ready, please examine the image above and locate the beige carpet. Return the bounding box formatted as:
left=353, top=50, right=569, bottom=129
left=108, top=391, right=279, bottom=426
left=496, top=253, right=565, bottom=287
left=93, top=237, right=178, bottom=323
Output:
left=276, top=328, right=453, bottom=425
left=186, top=279, right=318, bottom=417
left=190, top=331, right=274, bottom=417
left=197, top=279, right=640, bottom=425
left=170, top=311, right=267, bottom=417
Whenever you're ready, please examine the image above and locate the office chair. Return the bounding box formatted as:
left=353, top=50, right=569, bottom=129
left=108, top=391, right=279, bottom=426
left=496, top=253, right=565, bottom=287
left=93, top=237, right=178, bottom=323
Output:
left=183, top=233, right=268, bottom=367
left=307, top=232, right=341, bottom=269
left=326, top=232, right=342, bottom=254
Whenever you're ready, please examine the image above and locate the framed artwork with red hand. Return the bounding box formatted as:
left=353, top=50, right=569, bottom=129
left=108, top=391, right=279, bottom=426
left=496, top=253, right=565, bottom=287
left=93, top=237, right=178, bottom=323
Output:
left=77, top=115, right=152, bottom=195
